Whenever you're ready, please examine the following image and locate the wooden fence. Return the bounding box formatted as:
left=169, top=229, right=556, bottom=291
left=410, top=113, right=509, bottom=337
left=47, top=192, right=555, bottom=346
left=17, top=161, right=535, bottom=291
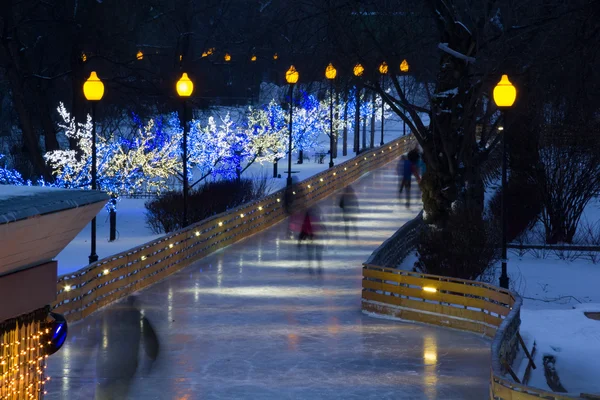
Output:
left=53, top=135, right=418, bottom=322
left=362, top=239, right=594, bottom=399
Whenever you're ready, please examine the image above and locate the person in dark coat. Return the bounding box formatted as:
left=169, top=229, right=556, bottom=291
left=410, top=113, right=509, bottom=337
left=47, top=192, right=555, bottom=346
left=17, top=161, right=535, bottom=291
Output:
left=398, top=151, right=421, bottom=207
left=95, top=296, right=159, bottom=400
left=339, top=185, right=359, bottom=239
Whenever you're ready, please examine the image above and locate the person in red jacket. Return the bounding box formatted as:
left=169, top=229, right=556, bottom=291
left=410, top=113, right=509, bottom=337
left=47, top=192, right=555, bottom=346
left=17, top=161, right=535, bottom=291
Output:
left=298, top=205, right=325, bottom=274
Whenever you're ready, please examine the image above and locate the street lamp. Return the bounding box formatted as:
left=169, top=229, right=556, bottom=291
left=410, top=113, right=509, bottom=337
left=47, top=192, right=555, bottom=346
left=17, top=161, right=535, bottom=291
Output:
left=176, top=72, right=194, bottom=227
left=400, top=59, right=410, bottom=136
left=285, top=65, right=299, bottom=187
left=83, top=71, right=104, bottom=264
left=353, top=63, right=364, bottom=155
left=493, top=74, right=517, bottom=290
left=379, top=61, right=388, bottom=146
left=325, top=63, right=337, bottom=168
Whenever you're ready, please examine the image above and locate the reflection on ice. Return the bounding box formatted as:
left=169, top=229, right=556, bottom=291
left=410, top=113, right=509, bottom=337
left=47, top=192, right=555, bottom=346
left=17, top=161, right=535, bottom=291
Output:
left=45, top=160, right=491, bottom=399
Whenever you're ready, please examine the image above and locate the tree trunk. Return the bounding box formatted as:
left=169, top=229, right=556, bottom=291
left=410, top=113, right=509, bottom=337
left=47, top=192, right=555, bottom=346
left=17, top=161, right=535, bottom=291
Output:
left=417, top=1, right=491, bottom=278
left=354, top=87, right=360, bottom=153
left=370, top=90, right=375, bottom=148
left=343, top=90, right=348, bottom=156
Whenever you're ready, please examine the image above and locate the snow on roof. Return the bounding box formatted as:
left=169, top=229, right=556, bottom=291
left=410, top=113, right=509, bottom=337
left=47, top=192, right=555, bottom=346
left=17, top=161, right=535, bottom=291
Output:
left=0, top=185, right=109, bottom=224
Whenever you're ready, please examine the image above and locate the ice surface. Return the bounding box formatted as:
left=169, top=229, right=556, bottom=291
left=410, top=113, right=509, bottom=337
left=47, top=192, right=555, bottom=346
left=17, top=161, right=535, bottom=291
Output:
left=45, top=161, right=490, bottom=399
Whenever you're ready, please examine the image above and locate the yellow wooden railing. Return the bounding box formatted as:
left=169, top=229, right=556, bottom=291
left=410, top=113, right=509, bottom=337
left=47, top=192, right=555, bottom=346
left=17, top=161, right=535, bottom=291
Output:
left=53, top=135, right=418, bottom=322
left=362, top=264, right=514, bottom=337
left=361, top=264, right=592, bottom=399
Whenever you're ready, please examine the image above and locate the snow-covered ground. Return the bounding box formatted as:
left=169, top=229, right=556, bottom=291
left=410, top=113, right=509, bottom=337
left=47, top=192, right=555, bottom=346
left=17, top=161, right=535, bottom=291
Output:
left=506, top=196, right=600, bottom=395
left=397, top=196, right=600, bottom=395
left=55, top=113, right=417, bottom=276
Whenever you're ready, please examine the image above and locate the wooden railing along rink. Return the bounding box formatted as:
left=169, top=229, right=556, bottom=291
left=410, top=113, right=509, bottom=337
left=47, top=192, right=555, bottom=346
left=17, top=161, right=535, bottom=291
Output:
left=53, top=135, right=418, bottom=323
left=362, top=265, right=514, bottom=337
left=361, top=265, right=593, bottom=399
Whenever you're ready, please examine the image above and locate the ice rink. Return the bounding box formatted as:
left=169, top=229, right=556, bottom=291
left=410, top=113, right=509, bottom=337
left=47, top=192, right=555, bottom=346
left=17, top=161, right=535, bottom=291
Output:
left=46, top=159, right=490, bottom=400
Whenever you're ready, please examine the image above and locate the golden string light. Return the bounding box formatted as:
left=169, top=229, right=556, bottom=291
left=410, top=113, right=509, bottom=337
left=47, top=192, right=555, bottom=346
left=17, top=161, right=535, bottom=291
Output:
left=0, top=313, right=50, bottom=399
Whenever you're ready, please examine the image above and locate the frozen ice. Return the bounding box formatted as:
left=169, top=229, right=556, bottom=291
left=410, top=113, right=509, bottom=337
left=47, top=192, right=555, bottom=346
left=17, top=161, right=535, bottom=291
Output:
left=45, top=161, right=490, bottom=399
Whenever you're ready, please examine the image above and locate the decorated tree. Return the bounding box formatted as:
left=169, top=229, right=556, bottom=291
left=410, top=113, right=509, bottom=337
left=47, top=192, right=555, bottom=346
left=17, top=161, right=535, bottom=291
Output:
left=246, top=100, right=288, bottom=177
left=291, top=92, right=324, bottom=163
left=45, top=103, right=180, bottom=201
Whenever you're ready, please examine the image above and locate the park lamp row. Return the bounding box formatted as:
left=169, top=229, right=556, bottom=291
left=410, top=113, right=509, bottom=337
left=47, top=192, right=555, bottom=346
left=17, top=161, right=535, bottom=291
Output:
left=82, top=71, right=195, bottom=101
left=82, top=59, right=413, bottom=101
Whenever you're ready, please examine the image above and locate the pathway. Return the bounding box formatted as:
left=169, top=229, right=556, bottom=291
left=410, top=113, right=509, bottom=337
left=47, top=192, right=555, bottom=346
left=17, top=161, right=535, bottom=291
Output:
left=46, top=159, right=490, bottom=400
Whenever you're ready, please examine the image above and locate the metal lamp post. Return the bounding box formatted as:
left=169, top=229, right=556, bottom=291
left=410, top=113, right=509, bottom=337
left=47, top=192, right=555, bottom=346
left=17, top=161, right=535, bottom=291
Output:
left=176, top=72, right=194, bottom=227
left=379, top=61, right=388, bottom=146
left=83, top=71, right=104, bottom=264
left=285, top=65, right=299, bottom=187
left=400, top=59, right=410, bottom=136
left=353, top=63, right=364, bottom=155
left=493, top=74, right=517, bottom=290
left=325, top=63, right=337, bottom=168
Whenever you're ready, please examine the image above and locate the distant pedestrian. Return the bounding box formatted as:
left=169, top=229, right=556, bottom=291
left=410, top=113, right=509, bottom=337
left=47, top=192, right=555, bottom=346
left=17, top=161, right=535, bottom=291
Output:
left=339, top=186, right=359, bottom=239
left=398, top=151, right=421, bottom=207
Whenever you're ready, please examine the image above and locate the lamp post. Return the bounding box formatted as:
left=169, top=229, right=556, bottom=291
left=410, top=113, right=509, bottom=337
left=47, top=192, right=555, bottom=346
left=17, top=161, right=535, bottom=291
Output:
left=493, top=74, right=517, bottom=290
left=353, top=63, right=364, bottom=155
left=325, top=63, right=337, bottom=168
left=83, top=71, right=104, bottom=264
left=379, top=61, right=388, bottom=146
left=176, top=72, right=194, bottom=227
left=285, top=65, right=299, bottom=187
left=400, top=59, right=409, bottom=136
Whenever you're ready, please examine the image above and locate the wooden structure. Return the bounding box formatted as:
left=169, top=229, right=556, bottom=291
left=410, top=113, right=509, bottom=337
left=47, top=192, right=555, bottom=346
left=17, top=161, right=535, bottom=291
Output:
left=361, top=218, right=596, bottom=399
left=53, top=136, right=418, bottom=322
left=0, top=186, right=107, bottom=399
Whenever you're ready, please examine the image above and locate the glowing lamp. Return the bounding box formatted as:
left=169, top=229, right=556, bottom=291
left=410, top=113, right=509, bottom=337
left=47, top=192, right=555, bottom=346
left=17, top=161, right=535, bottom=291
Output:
left=176, top=73, right=194, bottom=97
left=81, top=53, right=87, bottom=62
left=224, top=53, right=231, bottom=62
left=400, top=59, right=409, bottom=73
left=353, top=63, right=364, bottom=77
left=136, top=50, right=143, bottom=60
left=325, top=63, right=337, bottom=80
left=273, top=53, right=278, bottom=60
left=493, top=74, right=517, bottom=108
left=83, top=72, right=104, bottom=101
left=286, top=65, right=299, bottom=85
left=251, top=55, right=257, bottom=62
left=379, top=61, right=388, bottom=74
left=423, top=286, right=437, bottom=293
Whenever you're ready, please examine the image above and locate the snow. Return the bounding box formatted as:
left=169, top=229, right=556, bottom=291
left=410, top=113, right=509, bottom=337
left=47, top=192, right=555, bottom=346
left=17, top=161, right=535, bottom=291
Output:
left=398, top=196, right=600, bottom=395
left=0, top=184, right=60, bottom=200
left=520, top=305, right=600, bottom=395
left=55, top=113, right=414, bottom=276
left=437, top=43, right=476, bottom=63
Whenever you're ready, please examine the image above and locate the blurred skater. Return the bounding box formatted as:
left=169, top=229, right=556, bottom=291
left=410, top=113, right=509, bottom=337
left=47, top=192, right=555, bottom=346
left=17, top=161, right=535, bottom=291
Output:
left=339, top=186, right=359, bottom=239
left=284, top=177, right=304, bottom=239
left=298, top=205, right=326, bottom=274
left=95, top=296, right=159, bottom=400
left=398, top=151, right=421, bottom=207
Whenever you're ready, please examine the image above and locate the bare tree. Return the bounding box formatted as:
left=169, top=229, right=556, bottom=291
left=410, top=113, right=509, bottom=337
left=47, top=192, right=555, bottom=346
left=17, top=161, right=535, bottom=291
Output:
left=534, top=125, right=600, bottom=244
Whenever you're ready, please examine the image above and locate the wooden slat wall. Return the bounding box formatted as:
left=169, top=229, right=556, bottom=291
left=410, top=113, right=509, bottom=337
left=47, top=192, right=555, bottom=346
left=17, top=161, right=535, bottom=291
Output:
left=361, top=264, right=514, bottom=336
left=361, top=251, right=585, bottom=399
left=53, top=136, right=418, bottom=322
